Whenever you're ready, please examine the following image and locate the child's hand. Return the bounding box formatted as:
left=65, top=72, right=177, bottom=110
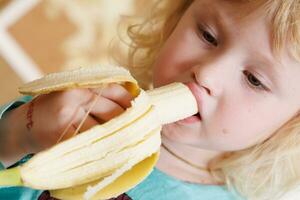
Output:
left=2, top=83, right=134, bottom=157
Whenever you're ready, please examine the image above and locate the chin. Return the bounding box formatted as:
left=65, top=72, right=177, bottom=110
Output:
left=162, top=123, right=202, bottom=144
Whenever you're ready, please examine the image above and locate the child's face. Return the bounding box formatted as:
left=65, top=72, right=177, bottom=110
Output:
left=152, top=0, right=300, bottom=151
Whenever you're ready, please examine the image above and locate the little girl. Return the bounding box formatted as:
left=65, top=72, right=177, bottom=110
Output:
left=1, top=0, right=300, bottom=199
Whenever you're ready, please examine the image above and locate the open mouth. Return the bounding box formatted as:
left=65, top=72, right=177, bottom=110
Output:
left=183, top=82, right=203, bottom=122
left=193, top=112, right=202, bottom=120
left=177, top=112, right=201, bottom=124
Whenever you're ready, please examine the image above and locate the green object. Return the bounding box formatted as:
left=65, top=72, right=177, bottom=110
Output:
left=0, top=155, right=42, bottom=200
left=0, top=167, right=23, bottom=186
left=0, top=162, right=4, bottom=170
left=0, top=154, right=34, bottom=187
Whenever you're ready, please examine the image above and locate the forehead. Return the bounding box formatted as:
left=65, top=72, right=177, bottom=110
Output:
left=193, top=0, right=266, bottom=20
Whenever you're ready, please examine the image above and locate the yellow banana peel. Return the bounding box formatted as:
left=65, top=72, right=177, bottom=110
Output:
left=1, top=65, right=197, bottom=200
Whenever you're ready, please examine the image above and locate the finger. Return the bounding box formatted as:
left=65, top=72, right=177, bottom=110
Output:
left=91, top=83, right=134, bottom=108
left=83, top=94, right=125, bottom=122
left=56, top=122, right=77, bottom=143
left=75, top=109, right=100, bottom=132
left=57, top=107, right=100, bottom=143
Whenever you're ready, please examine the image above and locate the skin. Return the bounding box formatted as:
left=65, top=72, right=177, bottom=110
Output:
left=1, top=0, right=300, bottom=187
left=153, top=0, right=300, bottom=184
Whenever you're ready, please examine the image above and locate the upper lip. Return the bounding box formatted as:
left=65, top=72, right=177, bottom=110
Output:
left=184, top=82, right=203, bottom=118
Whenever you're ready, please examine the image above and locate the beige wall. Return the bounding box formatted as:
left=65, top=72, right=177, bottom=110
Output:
left=0, top=0, right=146, bottom=105
left=0, top=56, right=23, bottom=104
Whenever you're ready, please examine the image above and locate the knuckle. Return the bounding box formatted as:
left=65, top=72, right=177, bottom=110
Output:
left=102, top=84, right=133, bottom=104
left=56, top=105, right=76, bottom=119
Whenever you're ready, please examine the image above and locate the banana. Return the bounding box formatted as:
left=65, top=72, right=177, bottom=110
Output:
left=7, top=65, right=198, bottom=199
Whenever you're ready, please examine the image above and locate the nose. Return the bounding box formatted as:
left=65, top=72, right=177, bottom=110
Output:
left=191, top=57, right=234, bottom=97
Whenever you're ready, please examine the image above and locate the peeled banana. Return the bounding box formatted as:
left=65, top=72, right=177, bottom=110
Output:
left=0, top=65, right=198, bottom=200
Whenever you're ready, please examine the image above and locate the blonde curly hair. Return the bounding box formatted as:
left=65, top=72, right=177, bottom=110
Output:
left=115, top=0, right=300, bottom=199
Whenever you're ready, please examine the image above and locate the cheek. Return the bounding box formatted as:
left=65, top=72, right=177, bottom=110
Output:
left=152, top=52, right=175, bottom=87
left=209, top=102, right=288, bottom=151
left=153, top=41, right=185, bottom=87
left=153, top=26, right=200, bottom=87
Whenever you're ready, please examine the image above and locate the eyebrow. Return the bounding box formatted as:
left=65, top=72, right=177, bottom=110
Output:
left=193, top=1, right=237, bottom=35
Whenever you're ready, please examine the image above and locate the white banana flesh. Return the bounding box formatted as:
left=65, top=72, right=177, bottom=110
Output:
left=18, top=65, right=198, bottom=200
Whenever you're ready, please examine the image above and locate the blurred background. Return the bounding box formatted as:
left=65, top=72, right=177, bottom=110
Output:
left=0, top=0, right=145, bottom=105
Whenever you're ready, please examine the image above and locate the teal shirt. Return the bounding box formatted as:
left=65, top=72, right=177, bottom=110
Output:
left=0, top=97, right=244, bottom=200
left=0, top=96, right=32, bottom=119
left=127, top=168, right=243, bottom=200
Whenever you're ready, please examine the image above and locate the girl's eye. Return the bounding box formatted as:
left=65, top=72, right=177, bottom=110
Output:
left=243, top=71, right=268, bottom=91
left=202, top=30, right=218, bottom=46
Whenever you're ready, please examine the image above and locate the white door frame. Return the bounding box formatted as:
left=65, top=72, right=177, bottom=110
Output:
left=0, top=0, right=43, bottom=82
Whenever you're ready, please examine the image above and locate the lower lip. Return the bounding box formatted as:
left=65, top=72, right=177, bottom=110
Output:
left=178, top=114, right=201, bottom=124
